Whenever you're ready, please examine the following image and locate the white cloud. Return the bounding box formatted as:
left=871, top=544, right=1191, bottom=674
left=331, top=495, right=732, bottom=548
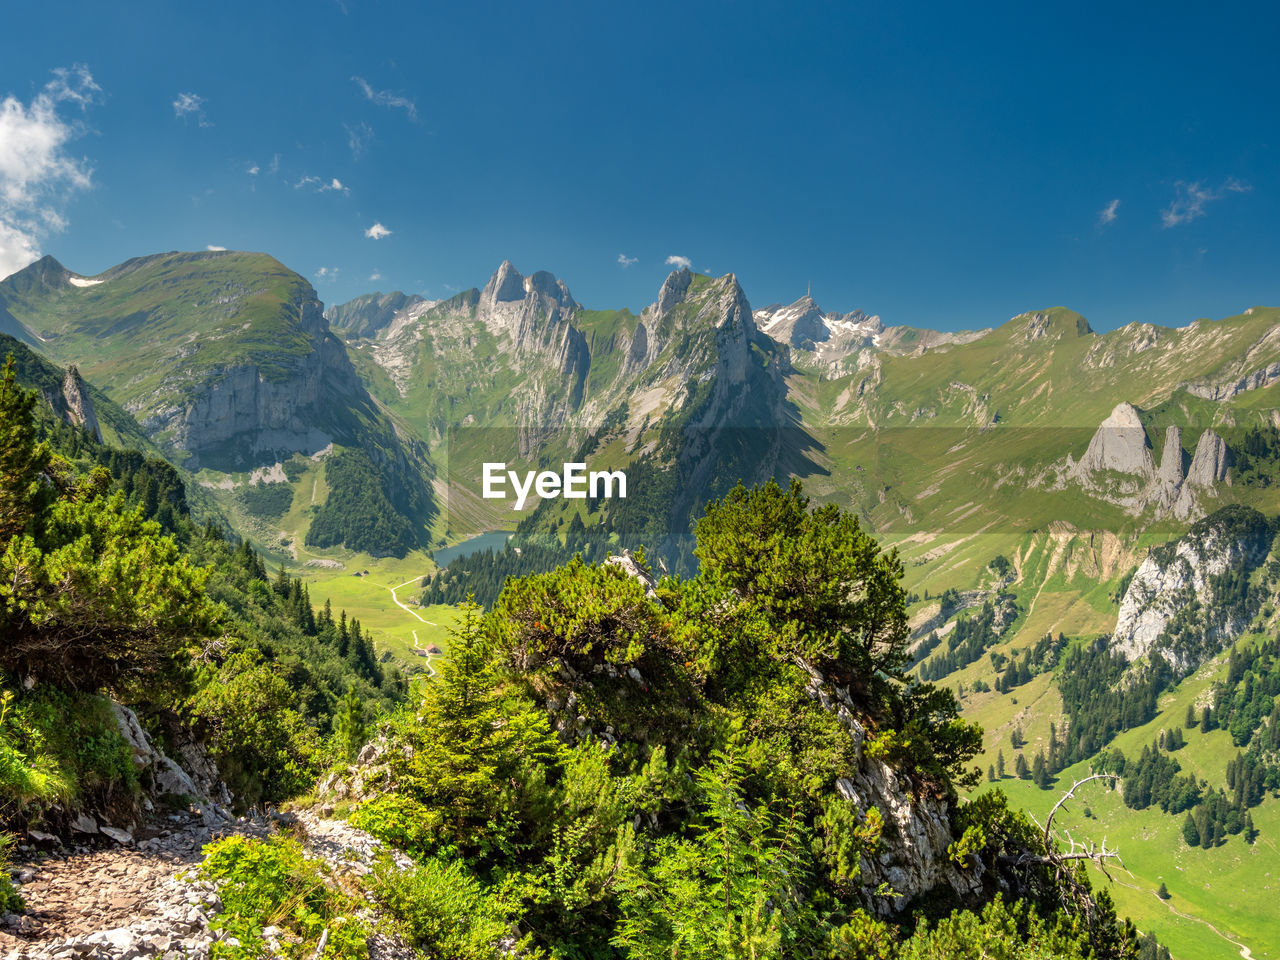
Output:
left=268, top=153, right=280, bottom=175
left=369, top=271, right=383, bottom=281
left=352, top=76, right=417, bottom=120
left=617, top=253, right=638, bottom=268
left=346, top=121, right=374, bottom=159
left=172, top=92, right=211, bottom=127
left=1098, top=198, right=1120, bottom=226
left=0, top=64, right=100, bottom=279
left=246, top=162, right=260, bottom=176
left=294, top=175, right=348, bottom=195
left=206, top=244, right=227, bottom=251
left=314, top=266, right=339, bottom=281
left=665, top=255, right=692, bottom=271
left=1161, top=178, right=1250, bottom=228
left=364, top=222, right=391, bottom=239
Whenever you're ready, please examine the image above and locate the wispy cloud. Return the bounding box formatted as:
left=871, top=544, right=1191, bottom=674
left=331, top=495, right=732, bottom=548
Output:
left=352, top=76, right=417, bottom=120
left=172, top=92, right=211, bottom=127
left=345, top=121, right=374, bottom=159
left=0, top=64, right=100, bottom=279
left=268, top=153, right=280, bottom=175
left=665, top=254, right=692, bottom=271
left=1098, top=198, right=1120, bottom=227
left=206, top=244, right=227, bottom=251
left=369, top=271, right=383, bottom=282
left=246, top=162, right=260, bottom=176
left=1161, top=178, right=1250, bottom=228
left=314, top=266, right=339, bottom=281
left=617, top=253, right=638, bottom=268
left=294, top=175, right=349, bottom=195
left=364, top=222, right=391, bottom=239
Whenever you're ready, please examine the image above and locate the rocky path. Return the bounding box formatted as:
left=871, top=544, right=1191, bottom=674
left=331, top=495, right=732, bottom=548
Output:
left=0, top=809, right=265, bottom=959
left=0, top=809, right=412, bottom=959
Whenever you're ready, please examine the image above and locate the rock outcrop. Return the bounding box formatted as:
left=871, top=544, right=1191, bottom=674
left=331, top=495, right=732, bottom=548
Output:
left=1066, top=404, right=1229, bottom=519
left=604, top=549, right=659, bottom=598
left=1158, top=424, right=1185, bottom=486
left=1075, top=402, right=1155, bottom=478
left=1112, top=505, right=1271, bottom=672
left=797, top=660, right=984, bottom=914
left=111, top=703, right=232, bottom=810
left=40, top=364, right=103, bottom=442
left=58, top=366, right=101, bottom=441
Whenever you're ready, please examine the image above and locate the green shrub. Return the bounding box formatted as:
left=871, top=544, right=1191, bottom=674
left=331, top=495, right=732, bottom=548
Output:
left=199, top=834, right=367, bottom=959
left=0, top=833, right=24, bottom=912
left=187, top=656, right=322, bottom=808
left=0, top=689, right=69, bottom=808
left=367, top=856, right=524, bottom=960
left=348, top=793, right=439, bottom=860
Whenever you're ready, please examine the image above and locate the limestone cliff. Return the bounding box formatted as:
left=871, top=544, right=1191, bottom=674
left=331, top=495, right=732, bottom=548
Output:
left=142, top=290, right=378, bottom=471
left=1112, top=505, right=1271, bottom=673
left=1065, top=403, right=1228, bottom=519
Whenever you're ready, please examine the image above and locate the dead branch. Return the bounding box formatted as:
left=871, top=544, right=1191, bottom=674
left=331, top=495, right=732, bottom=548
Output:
left=1043, top=773, right=1118, bottom=846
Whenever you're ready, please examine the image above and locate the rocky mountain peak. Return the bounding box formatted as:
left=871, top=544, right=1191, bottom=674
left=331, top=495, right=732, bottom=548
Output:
left=655, top=268, right=693, bottom=316
left=325, top=291, right=426, bottom=339
left=483, top=260, right=527, bottom=305
left=525, top=270, right=577, bottom=310
left=1076, top=402, right=1154, bottom=477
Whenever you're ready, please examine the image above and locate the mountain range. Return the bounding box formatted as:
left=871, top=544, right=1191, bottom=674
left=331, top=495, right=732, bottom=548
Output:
left=8, top=247, right=1280, bottom=954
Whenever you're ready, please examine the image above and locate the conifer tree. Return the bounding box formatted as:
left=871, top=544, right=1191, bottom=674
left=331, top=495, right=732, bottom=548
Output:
left=0, top=356, right=51, bottom=539
left=334, top=688, right=369, bottom=762
left=1182, top=813, right=1199, bottom=847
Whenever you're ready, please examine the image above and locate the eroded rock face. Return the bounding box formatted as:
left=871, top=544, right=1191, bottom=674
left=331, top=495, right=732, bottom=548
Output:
left=59, top=366, right=100, bottom=441
left=797, top=660, right=984, bottom=914
left=1112, top=506, right=1270, bottom=672
left=1065, top=405, right=1229, bottom=520
left=110, top=703, right=231, bottom=808
left=1076, top=402, right=1155, bottom=478
left=1158, top=425, right=1185, bottom=487
left=141, top=294, right=369, bottom=471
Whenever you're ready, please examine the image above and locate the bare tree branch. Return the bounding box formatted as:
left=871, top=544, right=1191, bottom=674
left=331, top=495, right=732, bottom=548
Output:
left=1043, top=773, right=1118, bottom=846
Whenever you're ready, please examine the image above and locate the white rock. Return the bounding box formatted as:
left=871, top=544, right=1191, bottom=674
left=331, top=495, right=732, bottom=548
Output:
left=100, top=825, right=133, bottom=844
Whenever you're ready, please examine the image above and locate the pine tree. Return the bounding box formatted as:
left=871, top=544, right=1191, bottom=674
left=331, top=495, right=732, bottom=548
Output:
left=1032, top=751, right=1050, bottom=790
left=333, top=688, right=368, bottom=762
left=996, top=750, right=1006, bottom=778
left=1015, top=753, right=1029, bottom=779
left=1182, top=812, right=1199, bottom=847
left=1157, top=882, right=1170, bottom=900
left=988, top=764, right=996, bottom=782
left=0, top=356, right=52, bottom=539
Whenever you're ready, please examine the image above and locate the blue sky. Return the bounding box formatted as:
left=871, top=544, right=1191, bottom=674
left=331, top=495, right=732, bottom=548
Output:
left=1, top=0, right=1277, bottom=331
